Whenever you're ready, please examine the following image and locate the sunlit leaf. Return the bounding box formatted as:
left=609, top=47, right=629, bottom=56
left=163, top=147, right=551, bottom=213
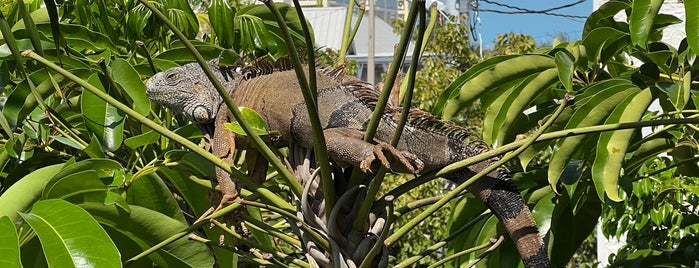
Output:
left=686, top=0, right=699, bottom=54
left=81, top=203, right=214, bottom=267
left=224, top=106, right=270, bottom=136
left=82, top=74, right=125, bottom=152
left=554, top=50, right=575, bottom=92
left=126, top=173, right=186, bottom=222
left=592, top=89, right=653, bottom=203
left=0, top=217, right=21, bottom=268
left=440, top=54, right=555, bottom=119
left=111, top=58, right=151, bottom=116
left=630, top=0, right=664, bottom=49
left=0, top=163, right=65, bottom=222
left=19, top=200, right=121, bottom=268
left=208, top=0, right=236, bottom=48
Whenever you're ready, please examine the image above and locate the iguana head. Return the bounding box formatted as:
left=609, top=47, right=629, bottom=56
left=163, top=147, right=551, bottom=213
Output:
left=146, top=60, right=233, bottom=124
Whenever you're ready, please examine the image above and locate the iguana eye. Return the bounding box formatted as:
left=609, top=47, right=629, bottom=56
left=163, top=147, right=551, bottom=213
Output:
left=166, top=72, right=178, bottom=81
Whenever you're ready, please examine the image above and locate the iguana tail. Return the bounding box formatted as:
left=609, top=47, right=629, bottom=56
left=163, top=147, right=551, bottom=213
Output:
left=446, top=168, right=550, bottom=268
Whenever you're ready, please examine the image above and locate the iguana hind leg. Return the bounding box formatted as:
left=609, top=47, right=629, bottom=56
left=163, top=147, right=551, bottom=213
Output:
left=323, top=128, right=424, bottom=174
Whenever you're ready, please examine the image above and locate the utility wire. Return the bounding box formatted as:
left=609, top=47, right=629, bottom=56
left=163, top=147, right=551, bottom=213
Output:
left=478, top=0, right=588, bottom=20
left=482, top=0, right=587, bottom=13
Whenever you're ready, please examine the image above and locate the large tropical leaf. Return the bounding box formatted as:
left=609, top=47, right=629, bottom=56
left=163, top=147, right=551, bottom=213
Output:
left=629, top=0, right=664, bottom=49
left=82, top=74, right=125, bottom=152
left=80, top=203, right=215, bottom=267
left=0, top=216, right=22, bottom=268
left=19, top=199, right=121, bottom=268
left=0, top=163, right=65, bottom=222
left=592, top=89, right=653, bottom=203
left=439, top=54, right=555, bottom=120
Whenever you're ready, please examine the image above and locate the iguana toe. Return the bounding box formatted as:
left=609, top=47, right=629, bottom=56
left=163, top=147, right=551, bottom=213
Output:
left=359, top=142, right=424, bottom=174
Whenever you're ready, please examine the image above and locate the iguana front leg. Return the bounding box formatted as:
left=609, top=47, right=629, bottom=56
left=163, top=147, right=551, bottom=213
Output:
left=212, top=111, right=240, bottom=208
left=323, top=128, right=424, bottom=174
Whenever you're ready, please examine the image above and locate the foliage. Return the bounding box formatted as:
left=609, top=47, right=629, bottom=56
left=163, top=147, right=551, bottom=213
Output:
left=490, top=32, right=538, bottom=56
left=602, top=158, right=699, bottom=266
left=0, top=0, right=310, bottom=266
left=433, top=0, right=699, bottom=266
left=2, top=0, right=699, bottom=266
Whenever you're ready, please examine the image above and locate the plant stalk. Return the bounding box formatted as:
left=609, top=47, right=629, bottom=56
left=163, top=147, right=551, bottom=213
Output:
left=262, top=0, right=336, bottom=217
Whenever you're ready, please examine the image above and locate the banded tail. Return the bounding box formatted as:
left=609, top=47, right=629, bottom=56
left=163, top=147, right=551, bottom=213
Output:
left=446, top=168, right=551, bottom=268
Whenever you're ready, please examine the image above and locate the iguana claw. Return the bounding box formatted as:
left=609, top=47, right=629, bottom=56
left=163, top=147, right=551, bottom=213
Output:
left=359, top=142, right=424, bottom=174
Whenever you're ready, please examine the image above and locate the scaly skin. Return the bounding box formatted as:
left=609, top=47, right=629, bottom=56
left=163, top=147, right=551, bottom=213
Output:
left=146, top=61, right=551, bottom=267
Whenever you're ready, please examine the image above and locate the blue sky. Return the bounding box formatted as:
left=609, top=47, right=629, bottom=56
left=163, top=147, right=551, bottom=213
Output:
left=474, top=0, right=593, bottom=49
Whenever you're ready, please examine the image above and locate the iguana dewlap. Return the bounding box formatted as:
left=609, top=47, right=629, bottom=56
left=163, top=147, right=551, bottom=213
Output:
left=146, top=61, right=551, bottom=268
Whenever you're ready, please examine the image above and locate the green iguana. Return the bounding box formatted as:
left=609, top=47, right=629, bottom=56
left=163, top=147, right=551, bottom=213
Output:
left=146, top=60, right=551, bottom=267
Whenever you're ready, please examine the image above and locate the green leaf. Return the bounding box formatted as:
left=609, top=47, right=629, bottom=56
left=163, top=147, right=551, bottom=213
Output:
left=446, top=195, right=488, bottom=263
left=482, top=84, right=517, bottom=146
left=2, top=69, right=69, bottom=128
left=224, top=106, right=270, bottom=136
left=153, top=44, right=231, bottom=64
left=548, top=80, right=640, bottom=190
left=686, top=0, right=699, bottom=54
left=432, top=55, right=519, bottom=115
left=625, top=135, right=674, bottom=174
left=19, top=200, right=121, bottom=268
left=80, top=203, right=214, bottom=267
left=126, top=173, right=186, bottom=222
left=163, top=0, right=199, bottom=38
left=488, top=68, right=559, bottom=147
left=592, top=89, right=653, bottom=203
left=42, top=169, right=108, bottom=201
left=441, top=54, right=555, bottom=119
left=0, top=217, right=21, bottom=268
left=583, top=0, right=630, bottom=36
left=629, top=0, right=664, bottom=50
left=0, top=12, right=24, bottom=75
left=52, top=158, right=123, bottom=183
left=32, top=23, right=119, bottom=53
left=50, top=135, right=84, bottom=150
left=0, top=163, right=65, bottom=222
left=40, top=159, right=123, bottom=202
left=246, top=206, right=274, bottom=249
left=156, top=167, right=211, bottom=217
left=17, top=0, right=44, bottom=55
left=84, top=134, right=106, bottom=158
left=582, top=27, right=629, bottom=65
left=235, top=3, right=311, bottom=58
left=126, top=4, right=152, bottom=40
left=82, top=74, right=125, bottom=152
left=208, top=0, right=236, bottom=48
left=555, top=50, right=575, bottom=92
left=111, top=58, right=151, bottom=116
left=124, top=130, right=160, bottom=149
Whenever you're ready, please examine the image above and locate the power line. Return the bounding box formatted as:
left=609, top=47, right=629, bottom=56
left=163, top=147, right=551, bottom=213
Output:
left=477, top=0, right=588, bottom=20
left=482, top=0, right=587, bottom=13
